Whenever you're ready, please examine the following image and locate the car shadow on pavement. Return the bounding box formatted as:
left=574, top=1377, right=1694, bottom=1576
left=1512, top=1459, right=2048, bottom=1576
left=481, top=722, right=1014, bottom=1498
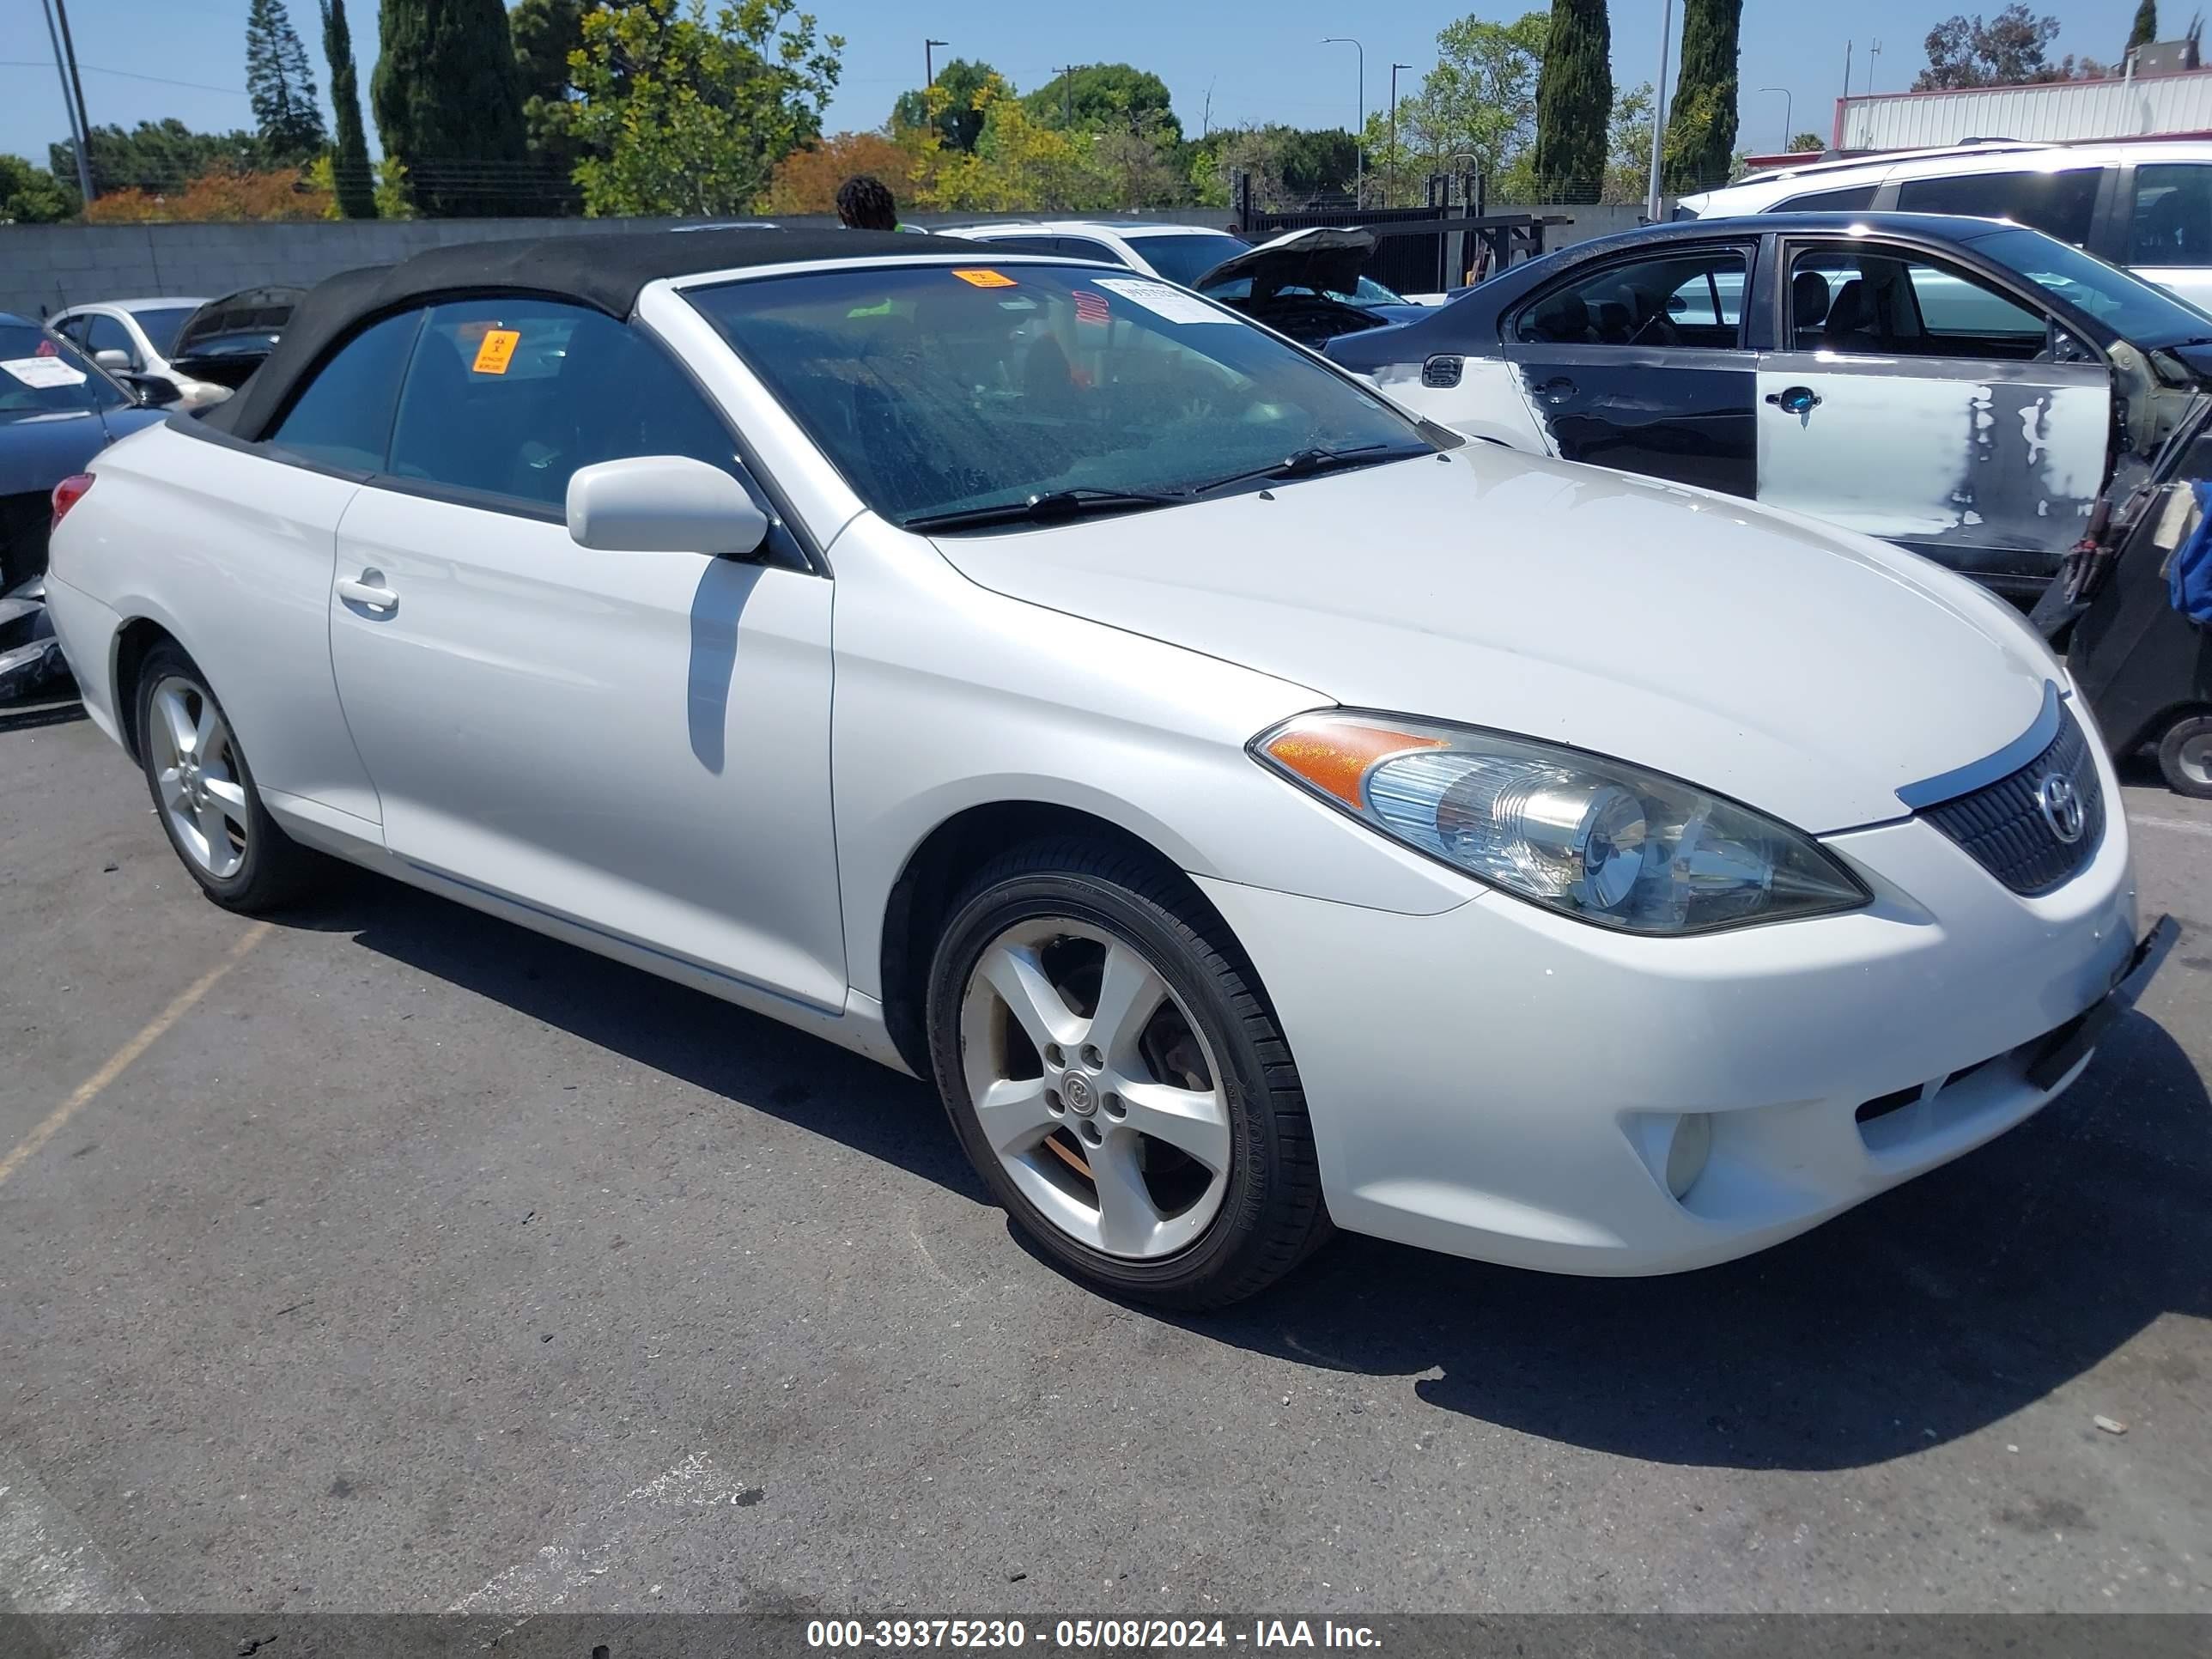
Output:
left=286, top=874, right=991, bottom=1204
left=1175, top=1007, right=2211, bottom=1473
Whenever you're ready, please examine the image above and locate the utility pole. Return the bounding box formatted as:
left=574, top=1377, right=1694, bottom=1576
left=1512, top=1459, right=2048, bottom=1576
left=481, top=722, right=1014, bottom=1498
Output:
left=1057, top=64, right=1080, bottom=128
left=1759, top=86, right=1791, bottom=151
left=1645, top=0, right=1674, bottom=221
left=925, top=38, right=947, bottom=90
left=1389, top=63, right=1411, bottom=208
left=1322, top=39, right=1364, bottom=207
left=1868, top=39, right=1882, bottom=95
left=40, top=0, right=94, bottom=204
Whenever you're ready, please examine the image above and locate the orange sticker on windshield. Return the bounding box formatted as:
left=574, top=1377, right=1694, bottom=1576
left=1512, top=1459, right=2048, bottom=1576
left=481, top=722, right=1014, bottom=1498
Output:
left=951, top=268, right=1016, bottom=288
left=471, top=328, right=520, bottom=374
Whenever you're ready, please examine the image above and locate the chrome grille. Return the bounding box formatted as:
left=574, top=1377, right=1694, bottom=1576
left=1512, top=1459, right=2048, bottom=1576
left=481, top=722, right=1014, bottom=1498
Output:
left=1920, top=706, right=2104, bottom=896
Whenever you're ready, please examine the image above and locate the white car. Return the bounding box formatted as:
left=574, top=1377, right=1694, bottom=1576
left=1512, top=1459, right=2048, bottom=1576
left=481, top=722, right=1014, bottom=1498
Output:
left=43, top=228, right=2171, bottom=1307
left=1680, top=139, right=2212, bottom=313
left=49, top=296, right=231, bottom=410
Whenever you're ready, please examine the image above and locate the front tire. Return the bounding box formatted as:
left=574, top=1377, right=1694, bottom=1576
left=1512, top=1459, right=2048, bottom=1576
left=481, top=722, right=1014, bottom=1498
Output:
left=2157, top=712, right=2212, bottom=799
left=135, top=642, right=322, bottom=912
left=927, top=838, right=1328, bottom=1308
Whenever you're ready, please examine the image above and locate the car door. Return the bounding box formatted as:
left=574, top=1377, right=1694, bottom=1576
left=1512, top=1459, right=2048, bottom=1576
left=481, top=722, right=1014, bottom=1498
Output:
left=1500, top=241, right=1760, bottom=496
left=325, top=295, right=846, bottom=1011
left=2119, top=159, right=2212, bottom=312
left=1756, top=237, right=2112, bottom=591
left=82, top=313, right=142, bottom=373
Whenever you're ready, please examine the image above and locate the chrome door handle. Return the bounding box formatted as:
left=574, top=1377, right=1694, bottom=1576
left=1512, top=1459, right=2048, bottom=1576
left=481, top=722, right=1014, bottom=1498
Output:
left=336, top=570, right=398, bottom=613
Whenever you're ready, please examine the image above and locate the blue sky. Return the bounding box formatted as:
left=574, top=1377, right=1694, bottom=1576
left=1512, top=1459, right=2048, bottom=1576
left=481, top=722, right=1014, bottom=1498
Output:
left=3, top=1, right=2153, bottom=176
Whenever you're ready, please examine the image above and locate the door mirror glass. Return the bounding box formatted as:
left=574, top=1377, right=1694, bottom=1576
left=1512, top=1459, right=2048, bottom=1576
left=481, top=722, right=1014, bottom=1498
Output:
left=566, top=454, right=769, bottom=556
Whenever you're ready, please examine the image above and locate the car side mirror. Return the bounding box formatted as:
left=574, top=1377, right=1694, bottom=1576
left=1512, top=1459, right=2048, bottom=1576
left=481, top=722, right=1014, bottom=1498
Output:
left=94, top=348, right=134, bottom=370
left=565, top=455, right=769, bottom=557
left=118, top=373, right=181, bottom=408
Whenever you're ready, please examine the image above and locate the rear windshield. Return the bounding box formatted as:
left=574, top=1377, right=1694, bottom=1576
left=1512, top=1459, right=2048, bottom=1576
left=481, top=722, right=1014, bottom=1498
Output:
left=1121, top=233, right=1249, bottom=288
left=131, top=306, right=201, bottom=357
left=685, top=262, right=1430, bottom=527
left=0, top=323, right=128, bottom=418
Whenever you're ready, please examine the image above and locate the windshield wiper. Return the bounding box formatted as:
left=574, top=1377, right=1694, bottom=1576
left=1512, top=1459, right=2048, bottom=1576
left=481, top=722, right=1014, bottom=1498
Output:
left=902, top=487, right=1181, bottom=533
left=1183, top=443, right=1428, bottom=497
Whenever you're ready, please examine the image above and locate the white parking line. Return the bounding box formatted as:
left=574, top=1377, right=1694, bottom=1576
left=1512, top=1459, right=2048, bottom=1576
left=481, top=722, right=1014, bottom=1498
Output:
left=447, top=1450, right=746, bottom=1626
left=2131, top=814, right=2212, bottom=840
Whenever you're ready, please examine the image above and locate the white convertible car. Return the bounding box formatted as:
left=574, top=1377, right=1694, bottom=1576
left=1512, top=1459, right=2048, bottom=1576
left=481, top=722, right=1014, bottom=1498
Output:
left=44, top=228, right=2172, bottom=1307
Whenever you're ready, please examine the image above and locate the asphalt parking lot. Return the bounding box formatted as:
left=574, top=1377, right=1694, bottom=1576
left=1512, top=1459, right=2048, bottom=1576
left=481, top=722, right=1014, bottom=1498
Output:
left=2, top=696, right=2209, bottom=1619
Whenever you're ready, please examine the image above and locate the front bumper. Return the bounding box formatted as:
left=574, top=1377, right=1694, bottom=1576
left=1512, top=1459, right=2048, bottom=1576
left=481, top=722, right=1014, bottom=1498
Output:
left=1196, top=763, right=2155, bottom=1276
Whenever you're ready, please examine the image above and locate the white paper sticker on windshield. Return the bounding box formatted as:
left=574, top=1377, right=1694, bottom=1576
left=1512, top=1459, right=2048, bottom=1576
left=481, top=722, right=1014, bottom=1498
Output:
left=1091, top=278, right=1233, bottom=325
left=2, top=356, right=88, bottom=389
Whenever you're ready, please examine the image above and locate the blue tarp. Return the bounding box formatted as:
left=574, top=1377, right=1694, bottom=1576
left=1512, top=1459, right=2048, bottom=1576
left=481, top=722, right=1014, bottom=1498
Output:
left=2172, top=482, right=2212, bottom=625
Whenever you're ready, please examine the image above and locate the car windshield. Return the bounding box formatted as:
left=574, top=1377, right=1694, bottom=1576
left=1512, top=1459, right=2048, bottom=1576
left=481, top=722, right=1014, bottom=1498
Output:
left=1966, top=224, right=2212, bottom=342
left=686, top=262, right=1432, bottom=527
left=1120, top=233, right=1250, bottom=289
left=0, top=323, right=128, bottom=419
left=131, top=306, right=201, bottom=357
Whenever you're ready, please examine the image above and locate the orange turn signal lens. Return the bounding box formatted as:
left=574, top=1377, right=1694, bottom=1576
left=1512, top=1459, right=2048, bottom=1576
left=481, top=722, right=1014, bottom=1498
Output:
left=1258, top=717, right=1446, bottom=810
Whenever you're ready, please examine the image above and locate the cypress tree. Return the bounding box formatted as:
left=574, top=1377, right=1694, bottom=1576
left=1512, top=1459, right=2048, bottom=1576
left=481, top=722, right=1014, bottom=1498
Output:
left=2130, top=2, right=2159, bottom=52
left=372, top=0, right=532, bottom=217
left=1533, top=0, right=1613, bottom=203
left=320, top=0, right=376, bottom=217
left=1665, top=0, right=1741, bottom=193
left=246, top=0, right=329, bottom=165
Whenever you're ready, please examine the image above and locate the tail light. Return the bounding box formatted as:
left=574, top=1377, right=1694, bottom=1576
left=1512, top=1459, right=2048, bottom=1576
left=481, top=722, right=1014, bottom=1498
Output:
left=51, top=472, right=94, bottom=532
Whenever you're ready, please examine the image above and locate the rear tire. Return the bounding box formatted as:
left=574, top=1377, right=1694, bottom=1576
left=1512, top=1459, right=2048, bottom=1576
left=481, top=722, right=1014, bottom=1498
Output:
left=926, top=836, right=1328, bottom=1309
left=2157, top=712, right=2212, bottom=799
left=135, top=641, right=323, bottom=913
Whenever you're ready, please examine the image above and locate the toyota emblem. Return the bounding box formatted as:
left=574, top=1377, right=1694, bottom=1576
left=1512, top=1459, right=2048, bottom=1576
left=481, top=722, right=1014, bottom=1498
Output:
left=2038, top=773, right=2087, bottom=845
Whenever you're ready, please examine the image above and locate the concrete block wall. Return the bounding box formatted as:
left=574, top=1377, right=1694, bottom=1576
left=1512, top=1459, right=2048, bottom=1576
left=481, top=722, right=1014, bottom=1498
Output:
left=0, top=204, right=1641, bottom=320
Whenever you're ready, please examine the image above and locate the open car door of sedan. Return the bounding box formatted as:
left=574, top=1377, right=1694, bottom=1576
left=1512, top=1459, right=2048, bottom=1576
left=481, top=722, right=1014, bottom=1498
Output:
left=1755, top=237, right=2112, bottom=596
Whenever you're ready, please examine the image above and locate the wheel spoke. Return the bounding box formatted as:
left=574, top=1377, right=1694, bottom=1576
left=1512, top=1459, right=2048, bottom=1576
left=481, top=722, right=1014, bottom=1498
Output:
left=155, top=686, right=197, bottom=760
left=194, top=701, right=225, bottom=757
left=974, top=1076, right=1058, bottom=1155
left=1089, top=1135, right=1164, bottom=1256
left=1085, top=940, right=1165, bottom=1068
left=197, top=797, right=234, bottom=858
left=980, top=943, right=1083, bottom=1053
left=203, top=775, right=250, bottom=831
left=1115, top=1081, right=1231, bottom=1174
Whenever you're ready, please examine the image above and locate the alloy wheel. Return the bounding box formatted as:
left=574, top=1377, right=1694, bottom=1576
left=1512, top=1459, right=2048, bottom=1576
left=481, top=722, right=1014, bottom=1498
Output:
left=147, top=675, right=249, bottom=880
left=958, top=917, right=1232, bottom=1260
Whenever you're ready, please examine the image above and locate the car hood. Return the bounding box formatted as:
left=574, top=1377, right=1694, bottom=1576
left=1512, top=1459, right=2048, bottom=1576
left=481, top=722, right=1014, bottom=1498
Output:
left=1195, top=227, right=1376, bottom=302
left=926, top=447, right=2059, bottom=836
left=0, top=404, right=163, bottom=496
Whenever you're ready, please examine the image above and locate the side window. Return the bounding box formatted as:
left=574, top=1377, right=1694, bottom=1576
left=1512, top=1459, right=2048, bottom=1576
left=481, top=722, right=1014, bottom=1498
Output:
left=1790, top=246, right=2047, bottom=359
left=1894, top=167, right=2104, bottom=246
left=384, top=297, right=759, bottom=519
left=1055, top=238, right=1127, bottom=264
left=269, top=308, right=425, bottom=471
left=56, top=315, right=94, bottom=347
left=1777, top=183, right=1881, bottom=212
left=86, top=314, right=139, bottom=366
left=975, top=235, right=1067, bottom=257
left=1513, top=248, right=1749, bottom=349
left=2129, top=163, right=2212, bottom=265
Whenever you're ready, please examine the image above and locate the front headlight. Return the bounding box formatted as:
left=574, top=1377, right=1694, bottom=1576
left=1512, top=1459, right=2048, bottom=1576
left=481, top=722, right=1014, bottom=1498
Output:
left=1252, top=712, right=1870, bottom=935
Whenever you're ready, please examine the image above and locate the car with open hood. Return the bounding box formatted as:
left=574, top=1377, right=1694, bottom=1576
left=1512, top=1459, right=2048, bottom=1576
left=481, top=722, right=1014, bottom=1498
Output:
left=164, top=285, right=303, bottom=393
left=1327, top=211, right=2212, bottom=599
left=41, top=228, right=2169, bottom=1307
left=943, top=219, right=1425, bottom=346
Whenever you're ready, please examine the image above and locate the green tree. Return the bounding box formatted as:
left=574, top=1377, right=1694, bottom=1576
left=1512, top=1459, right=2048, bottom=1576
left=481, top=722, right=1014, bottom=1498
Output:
left=51, top=120, right=267, bottom=196
left=1602, top=81, right=1651, bottom=203
left=1664, top=0, right=1739, bottom=191
left=373, top=0, right=535, bottom=216
left=1023, top=64, right=1180, bottom=142
left=1398, top=11, right=1548, bottom=198
left=247, top=0, right=329, bottom=163
left=0, top=153, right=76, bottom=222
left=1787, top=131, right=1824, bottom=152
left=2129, top=1, right=2158, bottom=52
left=509, top=0, right=587, bottom=210
left=557, top=0, right=842, bottom=217
left=892, top=58, right=1000, bottom=152
left=1534, top=0, right=1612, bottom=203
left=1914, top=7, right=2104, bottom=88
left=319, top=0, right=376, bottom=217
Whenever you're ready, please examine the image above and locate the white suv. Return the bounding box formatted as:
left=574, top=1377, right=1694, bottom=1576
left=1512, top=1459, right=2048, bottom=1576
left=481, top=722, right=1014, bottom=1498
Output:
left=1680, top=140, right=2212, bottom=313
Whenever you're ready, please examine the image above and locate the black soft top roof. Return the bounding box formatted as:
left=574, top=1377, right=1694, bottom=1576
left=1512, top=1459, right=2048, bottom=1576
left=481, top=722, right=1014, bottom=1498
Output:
left=203, top=225, right=979, bottom=441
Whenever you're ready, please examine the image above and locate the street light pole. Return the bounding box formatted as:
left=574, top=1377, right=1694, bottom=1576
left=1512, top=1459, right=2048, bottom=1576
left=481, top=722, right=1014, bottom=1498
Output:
left=1644, top=0, right=1673, bottom=221
left=1389, top=63, right=1411, bottom=208
left=925, top=37, right=947, bottom=89
left=1759, top=86, right=1791, bottom=152
left=1322, top=38, right=1364, bottom=207
left=40, top=0, right=94, bottom=205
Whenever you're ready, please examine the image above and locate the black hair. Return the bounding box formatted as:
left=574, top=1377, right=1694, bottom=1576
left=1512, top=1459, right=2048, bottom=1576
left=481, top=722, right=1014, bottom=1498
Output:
left=836, top=174, right=899, bottom=231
